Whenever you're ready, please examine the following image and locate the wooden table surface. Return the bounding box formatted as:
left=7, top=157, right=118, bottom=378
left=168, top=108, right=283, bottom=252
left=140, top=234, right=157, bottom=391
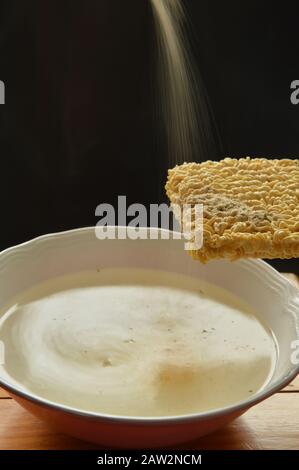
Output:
left=0, top=274, right=298, bottom=450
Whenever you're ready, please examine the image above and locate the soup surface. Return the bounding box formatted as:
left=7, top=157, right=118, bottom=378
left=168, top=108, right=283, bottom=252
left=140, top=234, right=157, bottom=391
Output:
left=0, top=268, right=277, bottom=417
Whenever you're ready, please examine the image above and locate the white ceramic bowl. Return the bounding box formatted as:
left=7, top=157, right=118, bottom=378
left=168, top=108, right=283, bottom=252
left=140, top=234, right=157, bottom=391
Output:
left=0, top=227, right=298, bottom=448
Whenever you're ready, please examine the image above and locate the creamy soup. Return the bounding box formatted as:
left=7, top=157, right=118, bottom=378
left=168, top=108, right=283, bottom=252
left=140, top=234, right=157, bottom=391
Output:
left=0, top=268, right=277, bottom=417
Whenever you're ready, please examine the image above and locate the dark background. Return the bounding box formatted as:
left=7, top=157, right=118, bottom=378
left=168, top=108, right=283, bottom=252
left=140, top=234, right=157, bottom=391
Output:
left=0, top=0, right=298, bottom=273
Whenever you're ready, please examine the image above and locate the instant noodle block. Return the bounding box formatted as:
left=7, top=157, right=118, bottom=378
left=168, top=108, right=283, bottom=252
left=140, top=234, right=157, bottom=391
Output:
left=166, top=157, right=299, bottom=262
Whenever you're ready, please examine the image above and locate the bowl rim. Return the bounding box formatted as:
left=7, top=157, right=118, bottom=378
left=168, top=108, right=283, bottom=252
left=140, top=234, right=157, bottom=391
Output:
left=0, top=226, right=298, bottom=425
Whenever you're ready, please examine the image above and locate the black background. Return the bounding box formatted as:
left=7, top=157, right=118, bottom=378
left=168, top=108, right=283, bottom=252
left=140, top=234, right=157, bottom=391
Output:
left=0, top=0, right=298, bottom=273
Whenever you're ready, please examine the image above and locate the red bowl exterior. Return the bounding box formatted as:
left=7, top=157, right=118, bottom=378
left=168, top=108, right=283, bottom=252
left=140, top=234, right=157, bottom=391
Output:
left=9, top=391, right=246, bottom=448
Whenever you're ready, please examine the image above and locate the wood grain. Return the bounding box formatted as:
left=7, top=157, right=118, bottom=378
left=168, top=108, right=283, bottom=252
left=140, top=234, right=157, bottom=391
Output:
left=0, top=388, right=10, bottom=398
left=183, top=393, right=299, bottom=450
left=283, top=378, right=299, bottom=392
left=0, top=400, right=96, bottom=450
left=0, top=393, right=298, bottom=450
